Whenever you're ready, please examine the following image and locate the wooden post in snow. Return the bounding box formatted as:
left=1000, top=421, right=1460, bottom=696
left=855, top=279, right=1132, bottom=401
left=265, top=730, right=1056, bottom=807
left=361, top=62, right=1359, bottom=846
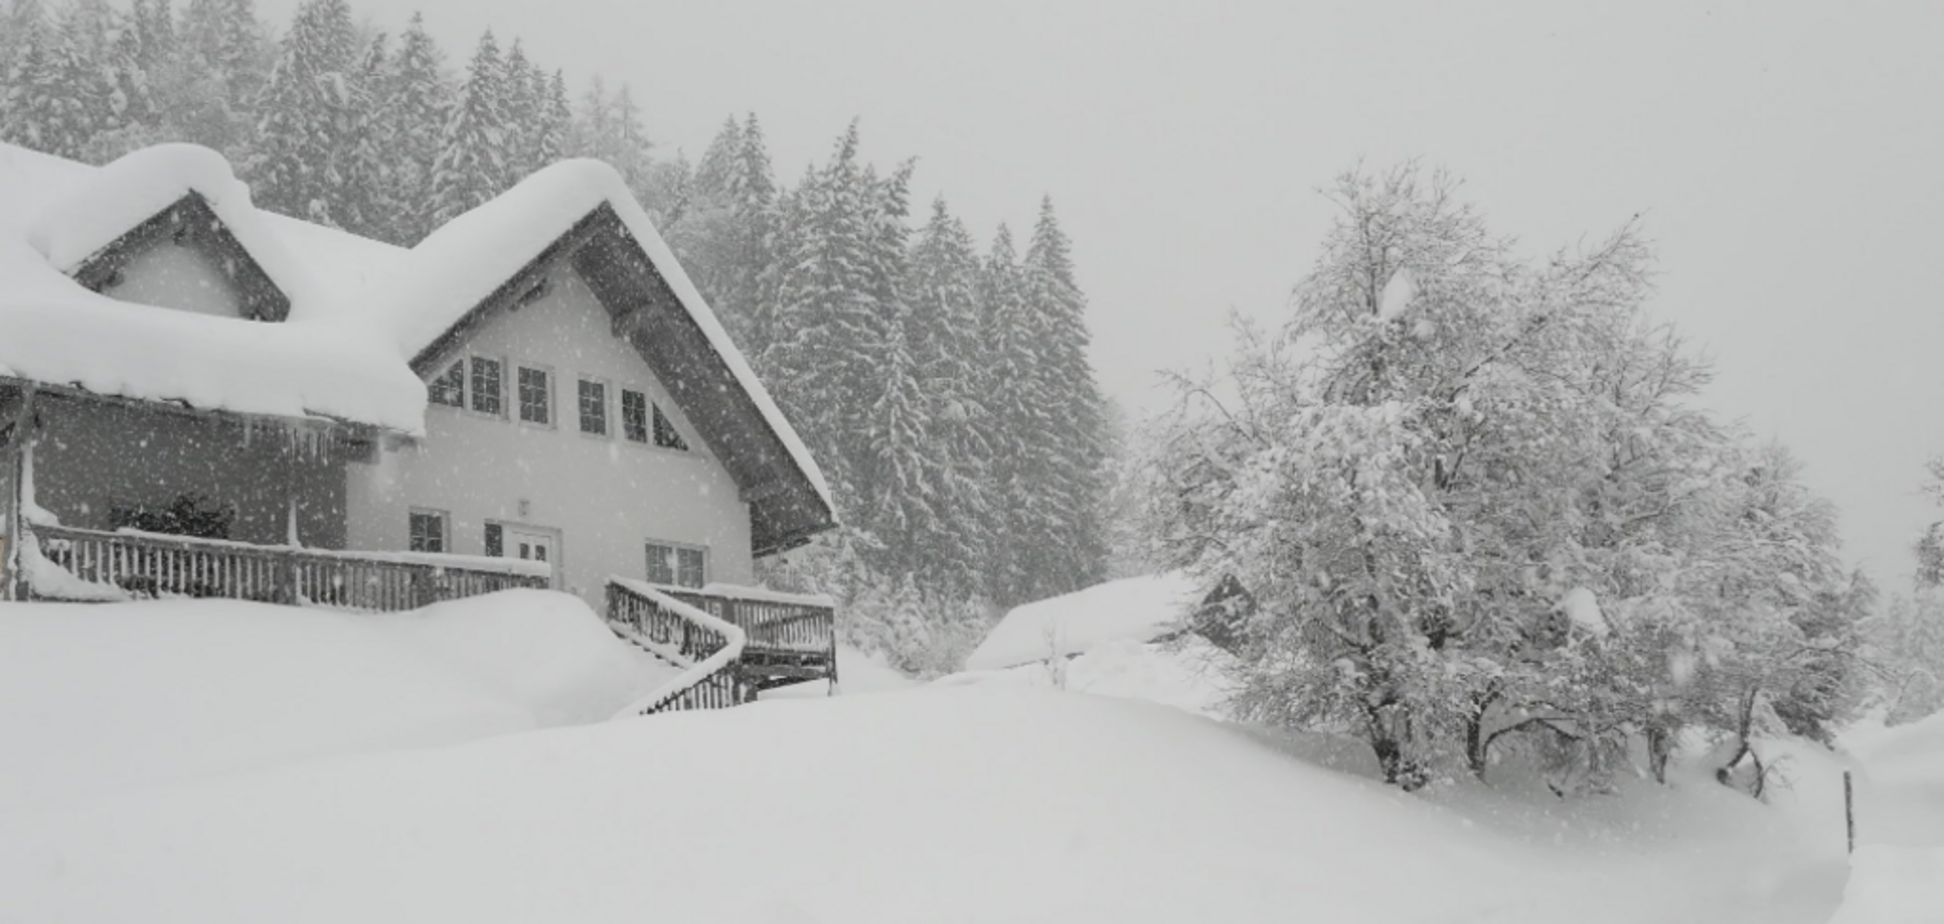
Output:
left=3, top=388, right=37, bottom=602
left=1845, top=770, right=1855, bottom=855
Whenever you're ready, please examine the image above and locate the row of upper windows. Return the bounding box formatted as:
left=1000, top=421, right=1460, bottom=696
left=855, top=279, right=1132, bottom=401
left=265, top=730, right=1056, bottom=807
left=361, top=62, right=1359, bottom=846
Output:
left=429, top=356, right=688, bottom=451
left=406, top=509, right=706, bottom=588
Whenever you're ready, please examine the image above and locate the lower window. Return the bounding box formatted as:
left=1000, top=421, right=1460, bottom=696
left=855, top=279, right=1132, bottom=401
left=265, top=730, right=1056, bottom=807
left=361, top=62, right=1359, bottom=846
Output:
left=645, top=541, right=706, bottom=588
left=408, top=509, right=447, bottom=553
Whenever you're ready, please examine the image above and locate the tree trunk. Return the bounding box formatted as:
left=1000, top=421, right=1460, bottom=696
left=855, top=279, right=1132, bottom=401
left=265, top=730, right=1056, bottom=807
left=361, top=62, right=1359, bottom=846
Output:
left=1646, top=725, right=1673, bottom=785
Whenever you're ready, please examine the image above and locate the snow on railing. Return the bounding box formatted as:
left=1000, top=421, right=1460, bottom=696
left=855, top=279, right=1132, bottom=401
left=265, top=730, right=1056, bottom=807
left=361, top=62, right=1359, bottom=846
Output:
left=649, top=582, right=836, bottom=655
left=22, top=522, right=549, bottom=610
left=608, top=577, right=748, bottom=718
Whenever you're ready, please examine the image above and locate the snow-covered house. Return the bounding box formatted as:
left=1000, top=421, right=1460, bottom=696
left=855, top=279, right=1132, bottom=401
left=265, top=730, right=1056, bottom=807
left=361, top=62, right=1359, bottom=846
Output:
left=0, top=142, right=838, bottom=703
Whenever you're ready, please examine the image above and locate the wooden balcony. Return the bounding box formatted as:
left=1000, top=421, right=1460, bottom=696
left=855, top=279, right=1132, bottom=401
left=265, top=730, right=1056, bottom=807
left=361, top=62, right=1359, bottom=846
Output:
left=12, top=522, right=549, bottom=610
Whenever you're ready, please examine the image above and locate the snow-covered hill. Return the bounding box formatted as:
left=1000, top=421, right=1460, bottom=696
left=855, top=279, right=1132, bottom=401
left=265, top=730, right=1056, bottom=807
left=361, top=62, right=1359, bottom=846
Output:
left=2, top=594, right=1935, bottom=922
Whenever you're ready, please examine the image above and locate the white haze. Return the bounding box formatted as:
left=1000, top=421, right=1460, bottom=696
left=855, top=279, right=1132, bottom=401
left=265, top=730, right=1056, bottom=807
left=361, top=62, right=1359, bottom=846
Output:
left=300, top=0, right=1944, bottom=582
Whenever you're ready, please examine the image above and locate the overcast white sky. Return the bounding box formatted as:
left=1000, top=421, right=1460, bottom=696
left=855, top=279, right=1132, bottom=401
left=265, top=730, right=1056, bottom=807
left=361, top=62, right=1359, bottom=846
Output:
left=309, top=0, right=1944, bottom=583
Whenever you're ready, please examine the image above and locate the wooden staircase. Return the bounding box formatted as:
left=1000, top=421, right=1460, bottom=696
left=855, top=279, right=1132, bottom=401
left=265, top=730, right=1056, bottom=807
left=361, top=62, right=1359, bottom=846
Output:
left=605, top=578, right=838, bottom=717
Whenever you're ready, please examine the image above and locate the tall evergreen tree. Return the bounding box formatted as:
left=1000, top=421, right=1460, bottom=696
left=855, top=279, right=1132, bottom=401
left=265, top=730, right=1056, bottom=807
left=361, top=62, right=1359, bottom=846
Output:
left=1023, top=196, right=1110, bottom=590
left=532, top=69, right=569, bottom=168
left=428, top=29, right=509, bottom=226
left=381, top=11, right=451, bottom=243
left=978, top=223, right=1059, bottom=605
left=498, top=38, right=539, bottom=181
left=1, top=18, right=100, bottom=158
left=904, top=197, right=995, bottom=595
left=763, top=122, right=885, bottom=510
left=249, top=0, right=357, bottom=224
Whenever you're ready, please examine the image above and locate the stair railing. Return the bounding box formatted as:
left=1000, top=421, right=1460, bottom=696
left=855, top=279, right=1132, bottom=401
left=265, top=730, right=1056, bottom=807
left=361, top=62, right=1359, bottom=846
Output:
left=607, top=577, right=748, bottom=717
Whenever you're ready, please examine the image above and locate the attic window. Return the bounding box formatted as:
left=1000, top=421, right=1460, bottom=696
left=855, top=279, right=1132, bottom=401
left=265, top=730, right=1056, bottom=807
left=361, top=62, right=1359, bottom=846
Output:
left=469, top=356, right=504, bottom=416
left=429, top=362, right=465, bottom=407
left=652, top=403, right=687, bottom=451
left=621, top=389, right=649, bottom=443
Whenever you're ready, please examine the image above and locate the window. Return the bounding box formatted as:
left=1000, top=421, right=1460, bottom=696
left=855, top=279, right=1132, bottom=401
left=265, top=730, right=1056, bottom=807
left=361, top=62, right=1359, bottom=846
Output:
left=469, top=357, right=503, bottom=416
left=408, top=509, right=447, bottom=553
left=646, top=542, right=706, bottom=588
left=578, top=378, right=608, bottom=436
left=484, top=522, right=503, bottom=557
left=621, top=389, right=650, bottom=443
left=652, top=403, right=688, bottom=451
left=429, top=362, right=464, bottom=408
left=518, top=366, right=551, bottom=425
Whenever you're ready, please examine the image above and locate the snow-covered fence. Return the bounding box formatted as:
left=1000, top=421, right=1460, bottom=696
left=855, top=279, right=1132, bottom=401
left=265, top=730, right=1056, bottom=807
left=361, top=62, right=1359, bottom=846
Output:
left=21, top=523, right=549, bottom=609
left=607, top=578, right=749, bottom=715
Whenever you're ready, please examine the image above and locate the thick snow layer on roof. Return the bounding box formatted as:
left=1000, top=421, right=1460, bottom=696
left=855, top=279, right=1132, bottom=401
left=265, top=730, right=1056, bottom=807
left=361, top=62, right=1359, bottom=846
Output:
left=378, top=159, right=832, bottom=508
left=26, top=144, right=318, bottom=301
left=963, top=572, right=1203, bottom=671
left=0, top=144, right=424, bottom=431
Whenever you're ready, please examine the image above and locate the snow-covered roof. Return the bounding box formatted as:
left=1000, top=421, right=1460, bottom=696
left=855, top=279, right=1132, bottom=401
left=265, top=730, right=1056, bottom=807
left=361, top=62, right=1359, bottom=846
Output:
left=0, top=143, right=424, bottom=432
left=964, top=572, right=1204, bottom=672
left=374, top=160, right=832, bottom=512
left=0, top=146, right=831, bottom=530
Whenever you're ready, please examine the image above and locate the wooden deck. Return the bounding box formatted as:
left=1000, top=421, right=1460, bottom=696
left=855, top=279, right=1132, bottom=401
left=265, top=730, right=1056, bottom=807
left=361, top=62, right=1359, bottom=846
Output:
left=10, top=522, right=549, bottom=609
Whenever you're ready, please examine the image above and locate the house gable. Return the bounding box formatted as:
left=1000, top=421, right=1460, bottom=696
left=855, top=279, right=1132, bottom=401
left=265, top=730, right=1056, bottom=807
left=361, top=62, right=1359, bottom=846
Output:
left=69, top=192, right=292, bottom=322
left=409, top=204, right=836, bottom=557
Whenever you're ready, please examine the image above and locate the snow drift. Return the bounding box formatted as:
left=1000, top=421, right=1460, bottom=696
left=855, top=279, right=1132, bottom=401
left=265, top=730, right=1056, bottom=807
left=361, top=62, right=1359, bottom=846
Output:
left=963, top=571, right=1201, bottom=671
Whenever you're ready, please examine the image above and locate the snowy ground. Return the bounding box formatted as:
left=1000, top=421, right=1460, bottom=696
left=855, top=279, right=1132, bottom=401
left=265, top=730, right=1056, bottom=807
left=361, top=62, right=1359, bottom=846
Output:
left=2, top=593, right=1941, bottom=922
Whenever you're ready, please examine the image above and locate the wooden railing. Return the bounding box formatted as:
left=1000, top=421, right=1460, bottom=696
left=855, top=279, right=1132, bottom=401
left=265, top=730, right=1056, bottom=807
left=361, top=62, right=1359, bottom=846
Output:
left=660, top=585, right=836, bottom=655
left=22, top=523, right=549, bottom=610
left=607, top=578, right=749, bottom=716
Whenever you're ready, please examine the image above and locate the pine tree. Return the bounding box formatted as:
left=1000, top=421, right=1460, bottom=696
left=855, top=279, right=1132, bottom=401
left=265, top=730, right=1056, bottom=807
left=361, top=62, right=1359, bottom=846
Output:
left=904, top=197, right=995, bottom=595
left=131, top=0, right=175, bottom=72
left=381, top=11, right=452, bottom=243
left=1023, top=196, right=1109, bottom=591
left=532, top=69, right=569, bottom=168
left=979, top=223, right=1057, bottom=605
left=428, top=29, right=509, bottom=226
left=249, top=0, right=358, bottom=224
left=499, top=38, right=539, bottom=181
left=1, top=19, right=101, bottom=159
left=763, top=122, right=886, bottom=511
left=332, top=30, right=392, bottom=238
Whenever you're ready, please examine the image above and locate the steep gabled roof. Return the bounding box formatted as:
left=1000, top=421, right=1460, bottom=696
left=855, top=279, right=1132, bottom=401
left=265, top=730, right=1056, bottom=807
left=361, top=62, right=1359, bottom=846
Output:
left=387, top=161, right=836, bottom=556
left=0, top=144, right=425, bottom=433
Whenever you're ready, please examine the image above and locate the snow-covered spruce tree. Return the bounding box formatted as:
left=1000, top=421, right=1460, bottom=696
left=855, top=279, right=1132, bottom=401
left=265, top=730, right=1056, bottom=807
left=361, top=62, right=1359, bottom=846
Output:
left=761, top=122, right=888, bottom=511
left=904, top=196, right=996, bottom=597
left=498, top=39, right=539, bottom=182
left=178, top=0, right=267, bottom=123
left=0, top=14, right=101, bottom=159
left=978, top=222, right=1064, bottom=607
left=375, top=12, right=451, bottom=244
left=1023, top=197, right=1111, bottom=595
left=248, top=0, right=357, bottom=225
left=428, top=29, right=509, bottom=227
left=533, top=69, right=570, bottom=171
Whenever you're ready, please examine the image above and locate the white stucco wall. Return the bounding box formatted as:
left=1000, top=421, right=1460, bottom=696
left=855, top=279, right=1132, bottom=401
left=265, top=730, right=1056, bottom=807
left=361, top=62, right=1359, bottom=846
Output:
left=344, top=265, right=755, bottom=609
left=102, top=240, right=243, bottom=318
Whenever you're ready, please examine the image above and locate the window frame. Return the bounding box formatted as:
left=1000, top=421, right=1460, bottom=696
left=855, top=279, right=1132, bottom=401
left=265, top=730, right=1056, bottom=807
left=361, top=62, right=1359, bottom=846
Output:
left=428, top=360, right=465, bottom=409
left=407, top=508, right=449, bottom=554
left=576, top=375, right=611, bottom=439
left=644, top=539, right=708, bottom=589
left=466, top=354, right=507, bottom=419
left=651, top=401, right=689, bottom=451
left=516, top=363, right=555, bottom=429
left=620, top=387, right=650, bottom=445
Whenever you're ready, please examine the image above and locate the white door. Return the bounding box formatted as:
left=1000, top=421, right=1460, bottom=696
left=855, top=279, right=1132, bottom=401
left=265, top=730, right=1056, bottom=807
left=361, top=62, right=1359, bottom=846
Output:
left=502, top=527, right=557, bottom=585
